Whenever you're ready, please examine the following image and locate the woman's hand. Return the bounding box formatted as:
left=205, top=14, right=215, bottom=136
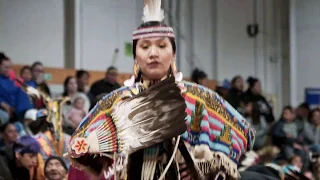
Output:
left=179, top=164, right=192, bottom=180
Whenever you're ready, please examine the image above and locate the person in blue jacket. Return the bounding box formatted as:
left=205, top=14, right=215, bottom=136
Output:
left=0, top=53, right=33, bottom=124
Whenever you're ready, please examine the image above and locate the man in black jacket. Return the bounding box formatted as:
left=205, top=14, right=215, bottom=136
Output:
left=0, top=135, right=41, bottom=180
left=88, top=66, right=121, bottom=107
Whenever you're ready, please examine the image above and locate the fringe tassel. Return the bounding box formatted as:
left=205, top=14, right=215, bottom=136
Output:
left=104, top=156, right=127, bottom=180
left=195, top=152, right=239, bottom=179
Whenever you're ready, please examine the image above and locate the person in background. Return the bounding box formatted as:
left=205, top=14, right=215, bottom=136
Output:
left=0, top=123, right=18, bottom=149
left=61, top=76, right=90, bottom=111
left=88, top=66, right=121, bottom=105
left=0, top=135, right=41, bottom=180
left=295, top=102, right=310, bottom=134
left=67, top=96, right=87, bottom=131
left=61, top=76, right=90, bottom=134
left=272, top=106, right=302, bottom=161
left=243, top=101, right=269, bottom=150
left=227, top=75, right=244, bottom=111
left=0, top=53, right=33, bottom=122
left=289, top=154, right=303, bottom=171
left=191, top=68, right=209, bottom=87
left=296, top=102, right=310, bottom=121
left=244, top=77, right=275, bottom=124
left=76, top=69, right=90, bottom=93
left=44, top=156, right=68, bottom=180
left=19, top=66, right=33, bottom=85
left=303, top=108, right=320, bottom=153
left=29, top=62, right=50, bottom=109
left=31, top=61, right=51, bottom=96
left=15, top=109, right=38, bottom=137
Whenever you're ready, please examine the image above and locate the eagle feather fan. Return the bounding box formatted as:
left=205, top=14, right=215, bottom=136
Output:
left=87, top=76, right=187, bottom=156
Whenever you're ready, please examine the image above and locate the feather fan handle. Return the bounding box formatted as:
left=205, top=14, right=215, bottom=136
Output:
left=142, top=0, right=165, bottom=23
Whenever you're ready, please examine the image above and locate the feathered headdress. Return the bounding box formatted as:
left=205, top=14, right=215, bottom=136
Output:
left=142, top=0, right=164, bottom=23
left=132, top=0, right=174, bottom=40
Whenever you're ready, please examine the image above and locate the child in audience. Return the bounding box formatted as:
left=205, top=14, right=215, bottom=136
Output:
left=68, top=97, right=87, bottom=129
left=289, top=154, right=303, bottom=170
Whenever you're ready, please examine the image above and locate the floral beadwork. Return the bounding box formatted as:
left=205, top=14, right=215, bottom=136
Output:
left=71, top=137, right=89, bottom=155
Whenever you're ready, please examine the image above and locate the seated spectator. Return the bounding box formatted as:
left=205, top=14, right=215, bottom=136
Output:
left=243, top=101, right=269, bottom=150
left=287, top=154, right=313, bottom=178
left=62, top=76, right=90, bottom=111
left=89, top=66, right=120, bottom=105
left=272, top=106, right=300, bottom=159
left=19, top=66, right=33, bottom=85
left=295, top=102, right=310, bottom=134
left=0, top=123, right=18, bottom=149
left=31, top=61, right=51, bottom=96
left=244, top=77, right=275, bottom=124
left=289, top=154, right=303, bottom=170
left=44, top=156, right=68, bottom=180
left=15, top=109, right=38, bottom=137
left=0, top=53, right=33, bottom=122
left=303, top=108, right=320, bottom=153
left=76, top=69, right=90, bottom=93
left=0, top=135, right=40, bottom=180
left=226, top=75, right=244, bottom=110
left=191, top=68, right=209, bottom=87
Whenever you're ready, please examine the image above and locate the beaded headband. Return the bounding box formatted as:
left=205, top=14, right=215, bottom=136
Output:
left=132, top=26, right=175, bottom=40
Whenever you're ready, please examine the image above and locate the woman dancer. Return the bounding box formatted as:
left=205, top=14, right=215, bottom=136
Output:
left=67, top=0, right=256, bottom=179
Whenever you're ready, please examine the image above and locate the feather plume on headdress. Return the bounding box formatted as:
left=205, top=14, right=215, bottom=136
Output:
left=142, top=0, right=165, bottom=23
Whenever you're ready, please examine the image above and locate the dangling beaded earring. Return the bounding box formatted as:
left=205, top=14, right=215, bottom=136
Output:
left=133, top=62, right=140, bottom=79
left=171, top=60, right=177, bottom=74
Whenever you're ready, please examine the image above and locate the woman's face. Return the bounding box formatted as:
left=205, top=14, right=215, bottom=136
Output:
left=312, top=110, right=320, bottom=126
left=135, top=37, right=175, bottom=80
left=234, top=77, right=244, bottom=91
left=78, top=74, right=89, bottom=87
left=252, top=81, right=261, bottom=94
left=21, top=68, right=32, bottom=82
left=67, top=78, right=78, bottom=93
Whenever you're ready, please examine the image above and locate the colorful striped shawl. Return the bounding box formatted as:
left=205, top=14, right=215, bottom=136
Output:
left=69, top=80, right=256, bottom=178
